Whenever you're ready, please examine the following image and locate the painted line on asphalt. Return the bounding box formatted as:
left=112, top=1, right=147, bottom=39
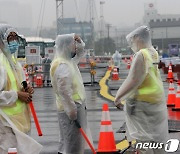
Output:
left=99, top=70, right=115, bottom=102
left=116, top=139, right=136, bottom=151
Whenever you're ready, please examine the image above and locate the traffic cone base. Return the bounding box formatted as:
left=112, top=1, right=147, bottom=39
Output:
left=98, top=132, right=117, bottom=152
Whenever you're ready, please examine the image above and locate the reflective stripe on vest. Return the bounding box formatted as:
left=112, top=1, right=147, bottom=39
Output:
left=136, top=49, right=162, bottom=103
left=0, top=54, right=24, bottom=115
left=72, top=93, right=81, bottom=101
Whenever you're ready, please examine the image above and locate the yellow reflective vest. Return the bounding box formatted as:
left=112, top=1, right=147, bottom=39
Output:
left=0, top=53, right=25, bottom=115
left=135, top=49, right=164, bottom=103
left=50, top=58, right=85, bottom=110
left=0, top=53, right=31, bottom=132
left=50, top=57, right=85, bottom=111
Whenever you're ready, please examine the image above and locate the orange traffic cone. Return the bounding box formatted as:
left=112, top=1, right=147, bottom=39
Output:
left=167, top=64, right=174, bottom=81
left=8, top=148, right=17, bottom=154
left=172, top=82, right=180, bottom=111
left=112, top=67, right=119, bottom=80
left=36, top=75, right=43, bottom=87
left=167, top=80, right=176, bottom=107
left=97, top=104, right=117, bottom=153
left=127, top=61, right=131, bottom=69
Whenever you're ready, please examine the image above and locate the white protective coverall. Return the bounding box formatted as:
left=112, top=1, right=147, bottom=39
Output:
left=112, top=50, right=121, bottom=70
left=50, top=34, right=92, bottom=154
left=0, top=24, right=42, bottom=154
left=114, top=26, right=168, bottom=154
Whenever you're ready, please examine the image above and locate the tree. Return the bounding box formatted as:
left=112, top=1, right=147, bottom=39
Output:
left=94, top=37, right=116, bottom=55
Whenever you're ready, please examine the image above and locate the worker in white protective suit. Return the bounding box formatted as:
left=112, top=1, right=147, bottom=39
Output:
left=50, top=34, right=89, bottom=154
left=112, top=50, right=121, bottom=72
left=0, top=24, right=42, bottom=154
left=114, top=26, right=168, bottom=154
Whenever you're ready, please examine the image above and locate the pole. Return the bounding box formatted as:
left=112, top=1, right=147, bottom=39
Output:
left=106, top=24, right=111, bottom=54
left=75, top=120, right=96, bottom=154
left=56, top=0, right=64, bottom=35
left=22, top=81, right=43, bottom=136
left=161, top=31, right=164, bottom=50
left=89, top=0, right=95, bottom=49
left=100, top=1, right=105, bottom=55
left=115, top=28, right=118, bottom=49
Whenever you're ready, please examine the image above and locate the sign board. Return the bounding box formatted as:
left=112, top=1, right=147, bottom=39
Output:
left=25, top=46, right=40, bottom=56
left=25, top=46, right=41, bottom=64
left=45, top=47, right=55, bottom=60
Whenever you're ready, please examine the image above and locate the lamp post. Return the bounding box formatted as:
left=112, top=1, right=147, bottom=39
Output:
left=161, top=31, right=164, bottom=50
left=151, top=30, right=154, bottom=40
left=106, top=24, right=111, bottom=54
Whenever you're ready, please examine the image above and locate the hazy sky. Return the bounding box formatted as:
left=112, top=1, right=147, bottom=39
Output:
left=1, top=0, right=180, bottom=29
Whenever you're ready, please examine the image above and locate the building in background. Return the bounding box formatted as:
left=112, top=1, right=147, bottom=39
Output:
left=114, top=2, right=180, bottom=55
left=143, top=2, right=180, bottom=51
left=57, top=18, right=92, bottom=42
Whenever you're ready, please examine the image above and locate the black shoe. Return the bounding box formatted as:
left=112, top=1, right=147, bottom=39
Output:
left=58, top=152, right=63, bottom=154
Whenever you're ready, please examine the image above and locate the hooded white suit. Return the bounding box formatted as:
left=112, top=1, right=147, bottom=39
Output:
left=0, top=24, right=42, bottom=154
left=114, top=26, right=168, bottom=154
left=50, top=34, right=90, bottom=154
